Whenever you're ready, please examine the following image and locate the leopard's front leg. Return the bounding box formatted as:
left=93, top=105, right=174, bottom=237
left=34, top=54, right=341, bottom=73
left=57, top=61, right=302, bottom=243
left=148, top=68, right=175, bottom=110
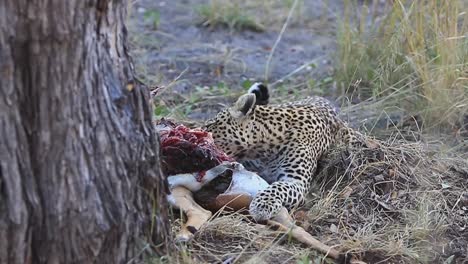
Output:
left=249, top=151, right=317, bottom=221
left=249, top=180, right=307, bottom=221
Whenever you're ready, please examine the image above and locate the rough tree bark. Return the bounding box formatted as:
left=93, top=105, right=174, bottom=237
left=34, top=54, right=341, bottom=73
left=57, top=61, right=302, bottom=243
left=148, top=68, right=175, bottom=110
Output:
left=0, top=0, right=170, bottom=263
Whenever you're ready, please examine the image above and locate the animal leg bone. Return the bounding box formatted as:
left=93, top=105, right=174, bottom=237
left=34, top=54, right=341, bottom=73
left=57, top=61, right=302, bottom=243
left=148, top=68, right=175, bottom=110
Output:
left=267, top=208, right=366, bottom=264
left=167, top=186, right=212, bottom=242
left=167, top=161, right=237, bottom=192
left=267, top=208, right=341, bottom=259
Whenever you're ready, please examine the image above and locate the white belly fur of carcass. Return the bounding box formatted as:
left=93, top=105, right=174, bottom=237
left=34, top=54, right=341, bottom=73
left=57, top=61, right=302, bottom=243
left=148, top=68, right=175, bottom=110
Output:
left=166, top=162, right=269, bottom=205
left=225, top=168, right=269, bottom=196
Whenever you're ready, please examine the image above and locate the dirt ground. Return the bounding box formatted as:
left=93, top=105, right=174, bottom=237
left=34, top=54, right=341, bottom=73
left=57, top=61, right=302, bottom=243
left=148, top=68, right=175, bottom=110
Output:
left=127, top=0, right=353, bottom=97
left=128, top=0, right=400, bottom=122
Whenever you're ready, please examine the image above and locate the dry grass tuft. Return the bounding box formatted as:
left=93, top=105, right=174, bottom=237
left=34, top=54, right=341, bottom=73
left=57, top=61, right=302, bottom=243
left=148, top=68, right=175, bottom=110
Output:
left=335, top=0, right=468, bottom=130
left=196, top=0, right=265, bottom=32
left=308, top=136, right=468, bottom=263
left=167, top=213, right=331, bottom=264
left=196, top=0, right=308, bottom=33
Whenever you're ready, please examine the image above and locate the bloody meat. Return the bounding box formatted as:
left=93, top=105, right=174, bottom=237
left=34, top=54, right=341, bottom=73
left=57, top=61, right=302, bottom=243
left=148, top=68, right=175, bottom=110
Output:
left=157, top=119, right=234, bottom=176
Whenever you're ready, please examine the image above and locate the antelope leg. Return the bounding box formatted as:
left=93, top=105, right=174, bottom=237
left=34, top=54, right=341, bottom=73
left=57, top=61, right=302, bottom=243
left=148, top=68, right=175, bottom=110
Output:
left=168, top=186, right=212, bottom=241
left=267, top=207, right=341, bottom=260
left=267, top=208, right=367, bottom=264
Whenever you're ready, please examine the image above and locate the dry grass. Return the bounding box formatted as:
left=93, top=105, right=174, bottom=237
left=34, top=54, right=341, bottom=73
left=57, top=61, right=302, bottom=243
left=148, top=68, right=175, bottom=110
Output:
left=196, top=0, right=307, bottom=32
left=162, top=213, right=335, bottom=264
left=197, top=1, right=265, bottom=32
left=308, top=134, right=467, bottom=263
left=335, top=0, right=468, bottom=130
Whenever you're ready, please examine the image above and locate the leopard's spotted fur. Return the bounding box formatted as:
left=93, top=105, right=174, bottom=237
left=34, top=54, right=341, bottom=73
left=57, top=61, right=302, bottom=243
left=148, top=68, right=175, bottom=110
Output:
left=203, top=85, right=370, bottom=221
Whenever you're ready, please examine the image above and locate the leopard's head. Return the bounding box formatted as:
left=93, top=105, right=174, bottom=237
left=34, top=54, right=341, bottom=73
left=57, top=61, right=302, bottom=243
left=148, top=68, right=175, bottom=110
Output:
left=203, top=93, right=258, bottom=159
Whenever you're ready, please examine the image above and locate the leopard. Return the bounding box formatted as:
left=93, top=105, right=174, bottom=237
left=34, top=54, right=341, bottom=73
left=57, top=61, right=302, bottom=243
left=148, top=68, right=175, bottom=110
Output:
left=203, top=83, right=375, bottom=221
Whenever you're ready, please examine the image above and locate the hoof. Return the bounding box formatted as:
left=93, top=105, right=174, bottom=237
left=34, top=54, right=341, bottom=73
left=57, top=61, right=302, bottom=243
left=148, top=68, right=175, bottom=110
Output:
left=175, top=232, right=193, bottom=243
left=175, top=226, right=198, bottom=243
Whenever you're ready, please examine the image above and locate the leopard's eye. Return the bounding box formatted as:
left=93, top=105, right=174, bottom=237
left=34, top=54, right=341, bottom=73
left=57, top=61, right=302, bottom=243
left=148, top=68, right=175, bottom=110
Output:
left=203, top=118, right=217, bottom=130
left=205, top=118, right=216, bottom=126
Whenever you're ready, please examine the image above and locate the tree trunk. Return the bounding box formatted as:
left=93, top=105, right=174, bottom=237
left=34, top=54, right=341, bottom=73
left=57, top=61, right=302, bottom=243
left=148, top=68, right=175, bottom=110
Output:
left=0, top=1, right=170, bottom=263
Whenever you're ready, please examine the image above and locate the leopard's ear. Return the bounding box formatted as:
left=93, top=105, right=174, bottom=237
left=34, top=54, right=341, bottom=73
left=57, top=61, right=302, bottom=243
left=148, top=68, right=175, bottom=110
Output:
left=248, top=82, right=269, bottom=105
left=229, top=93, right=256, bottom=119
